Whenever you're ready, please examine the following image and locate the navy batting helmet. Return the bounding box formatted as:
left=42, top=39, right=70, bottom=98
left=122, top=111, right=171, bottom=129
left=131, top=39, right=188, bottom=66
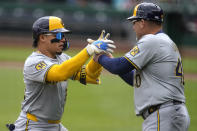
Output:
left=127, top=2, right=163, bottom=23
left=32, top=16, right=70, bottom=49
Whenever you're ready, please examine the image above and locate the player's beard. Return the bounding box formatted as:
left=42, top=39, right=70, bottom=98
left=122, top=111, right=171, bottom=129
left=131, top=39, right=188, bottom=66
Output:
left=50, top=39, right=63, bottom=55
left=56, top=51, right=62, bottom=55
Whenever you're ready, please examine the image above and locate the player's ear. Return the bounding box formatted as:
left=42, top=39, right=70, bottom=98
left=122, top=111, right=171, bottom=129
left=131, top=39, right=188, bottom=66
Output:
left=39, top=34, right=46, bottom=42
left=138, top=19, right=145, bottom=29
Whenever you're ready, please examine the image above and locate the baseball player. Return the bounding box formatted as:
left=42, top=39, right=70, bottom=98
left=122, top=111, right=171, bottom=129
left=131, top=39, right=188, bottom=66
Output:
left=94, top=2, right=190, bottom=131
left=8, top=16, right=115, bottom=131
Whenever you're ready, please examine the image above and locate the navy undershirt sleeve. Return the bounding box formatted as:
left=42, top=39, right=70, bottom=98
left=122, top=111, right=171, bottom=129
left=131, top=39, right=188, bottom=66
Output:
left=98, top=55, right=135, bottom=86
left=119, top=70, right=134, bottom=86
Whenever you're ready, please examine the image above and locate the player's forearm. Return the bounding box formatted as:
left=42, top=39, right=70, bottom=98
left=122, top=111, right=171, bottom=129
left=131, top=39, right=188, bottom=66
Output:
left=85, top=59, right=102, bottom=84
left=86, top=58, right=103, bottom=78
left=98, top=55, right=134, bottom=75
left=73, top=58, right=103, bottom=84
left=73, top=68, right=101, bottom=84
left=46, top=48, right=90, bottom=82
left=86, top=74, right=101, bottom=84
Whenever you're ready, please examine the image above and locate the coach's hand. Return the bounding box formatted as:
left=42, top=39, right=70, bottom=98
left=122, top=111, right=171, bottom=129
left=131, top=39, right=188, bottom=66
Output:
left=93, top=53, right=114, bottom=63
left=86, top=30, right=116, bottom=55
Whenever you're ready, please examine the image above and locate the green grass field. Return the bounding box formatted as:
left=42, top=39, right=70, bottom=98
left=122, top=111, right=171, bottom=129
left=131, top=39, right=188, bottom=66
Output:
left=0, top=46, right=197, bottom=131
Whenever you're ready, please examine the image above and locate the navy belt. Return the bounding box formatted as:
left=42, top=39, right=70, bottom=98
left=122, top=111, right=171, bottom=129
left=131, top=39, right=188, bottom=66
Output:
left=142, top=100, right=183, bottom=120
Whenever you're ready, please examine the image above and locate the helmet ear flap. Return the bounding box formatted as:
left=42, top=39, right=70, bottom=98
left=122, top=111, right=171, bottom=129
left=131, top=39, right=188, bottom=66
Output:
left=62, top=41, right=69, bottom=51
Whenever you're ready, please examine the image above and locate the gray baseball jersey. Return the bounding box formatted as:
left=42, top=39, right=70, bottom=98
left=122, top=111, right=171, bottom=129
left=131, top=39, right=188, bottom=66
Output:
left=124, top=33, right=185, bottom=115
left=22, top=51, right=70, bottom=120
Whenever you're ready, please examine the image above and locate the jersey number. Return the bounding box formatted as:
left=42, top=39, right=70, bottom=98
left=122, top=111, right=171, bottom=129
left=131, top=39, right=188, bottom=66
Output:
left=175, top=58, right=184, bottom=85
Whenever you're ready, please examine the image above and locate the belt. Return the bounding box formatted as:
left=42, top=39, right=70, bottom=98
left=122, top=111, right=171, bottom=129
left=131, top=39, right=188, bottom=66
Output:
left=141, top=100, right=183, bottom=120
left=27, top=113, right=60, bottom=124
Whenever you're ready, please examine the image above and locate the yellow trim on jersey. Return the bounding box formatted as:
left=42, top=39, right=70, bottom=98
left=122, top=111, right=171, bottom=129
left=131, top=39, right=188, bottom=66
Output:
left=27, top=113, right=38, bottom=122
left=25, top=119, right=29, bottom=131
left=46, top=48, right=90, bottom=82
left=133, top=4, right=140, bottom=16
left=157, top=110, right=160, bottom=131
left=49, top=16, right=64, bottom=31
left=123, top=56, right=140, bottom=70
left=27, top=113, right=61, bottom=124
left=48, top=120, right=61, bottom=124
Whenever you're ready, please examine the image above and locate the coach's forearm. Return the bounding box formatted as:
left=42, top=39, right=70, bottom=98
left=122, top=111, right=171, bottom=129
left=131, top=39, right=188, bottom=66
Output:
left=119, top=71, right=134, bottom=86
left=98, top=55, right=134, bottom=75
left=46, top=48, right=90, bottom=82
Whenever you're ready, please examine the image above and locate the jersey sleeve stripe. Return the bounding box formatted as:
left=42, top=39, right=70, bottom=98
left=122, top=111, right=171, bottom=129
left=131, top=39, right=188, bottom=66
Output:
left=123, top=56, right=140, bottom=70
left=157, top=110, right=160, bottom=131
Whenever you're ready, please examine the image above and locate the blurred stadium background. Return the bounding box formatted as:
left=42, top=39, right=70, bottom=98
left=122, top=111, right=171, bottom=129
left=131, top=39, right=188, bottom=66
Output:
left=0, top=0, right=197, bottom=131
left=0, top=0, right=197, bottom=46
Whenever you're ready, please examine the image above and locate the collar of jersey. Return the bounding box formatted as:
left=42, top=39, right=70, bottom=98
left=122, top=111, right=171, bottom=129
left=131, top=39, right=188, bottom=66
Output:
left=35, top=51, right=58, bottom=61
left=155, top=30, right=163, bottom=35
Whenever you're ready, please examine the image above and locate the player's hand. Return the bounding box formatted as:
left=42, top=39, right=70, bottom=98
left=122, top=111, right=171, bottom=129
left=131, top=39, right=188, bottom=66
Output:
left=106, top=53, right=114, bottom=58
left=87, top=29, right=110, bottom=43
left=86, top=30, right=116, bottom=55
left=90, top=39, right=115, bottom=54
